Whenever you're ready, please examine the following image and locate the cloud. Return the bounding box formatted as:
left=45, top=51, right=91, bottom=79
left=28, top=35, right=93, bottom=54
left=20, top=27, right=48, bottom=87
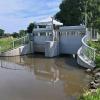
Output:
left=0, top=0, right=61, bottom=33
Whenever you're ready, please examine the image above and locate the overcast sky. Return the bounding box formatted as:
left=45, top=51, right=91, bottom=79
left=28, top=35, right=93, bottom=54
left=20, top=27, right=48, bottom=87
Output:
left=0, top=0, right=61, bottom=33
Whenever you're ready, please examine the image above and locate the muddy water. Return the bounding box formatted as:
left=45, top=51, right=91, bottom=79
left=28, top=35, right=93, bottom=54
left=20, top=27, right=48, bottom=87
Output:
left=0, top=54, right=91, bottom=100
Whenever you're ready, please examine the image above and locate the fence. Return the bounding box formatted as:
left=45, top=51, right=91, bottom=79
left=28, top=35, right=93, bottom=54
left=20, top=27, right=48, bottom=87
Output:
left=0, top=35, right=30, bottom=53
left=81, top=29, right=96, bottom=63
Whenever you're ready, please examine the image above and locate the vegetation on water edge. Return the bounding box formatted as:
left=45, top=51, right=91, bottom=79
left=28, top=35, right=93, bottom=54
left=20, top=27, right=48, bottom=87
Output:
left=79, top=88, right=100, bottom=100
left=0, top=37, right=16, bottom=52
left=0, top=35, right=29, bottom=53
left=88, top=40, right=100, bottom=67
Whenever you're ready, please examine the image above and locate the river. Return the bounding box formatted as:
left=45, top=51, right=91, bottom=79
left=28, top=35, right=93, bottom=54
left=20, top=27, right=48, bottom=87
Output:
left=0, top=54, right=91, bottom=100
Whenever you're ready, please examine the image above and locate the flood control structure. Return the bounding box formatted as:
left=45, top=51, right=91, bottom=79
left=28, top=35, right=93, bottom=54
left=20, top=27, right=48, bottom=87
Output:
left=0, top=18, right=97, bottom=69
left=31, top=18, right=96, bottom=68
left=32, top=18, right=85, bottom=57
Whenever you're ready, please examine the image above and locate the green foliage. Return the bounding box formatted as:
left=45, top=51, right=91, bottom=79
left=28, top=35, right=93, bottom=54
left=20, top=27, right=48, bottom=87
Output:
left=55, top=0, right=100, bottom=31
left=12, top=32, right=19, bottom=38
left=84, top=48, right=94, bottom=61
left=19, top=30, right=27, bottom=37
left=0, top=37, right=15, bottom=52
left=93, top=18, right=100, bottom=31
left=0, top=35, right=29, bottom=52
left=12, top=30, right=27, bottom=38
left=55, top=0, right=84, bottom=26
left=95, top=55, right=100, bottom=67
left=27, top=23, right=35, bottom=33
left=88, top=41, right=100, bottom=54
left=88, top=40, right=100, bottom=67
left=0, top=29, right=4, bottom=36
left=79, top=88, right=100, bottom=100
left=85, top=0, right=100, bottom=28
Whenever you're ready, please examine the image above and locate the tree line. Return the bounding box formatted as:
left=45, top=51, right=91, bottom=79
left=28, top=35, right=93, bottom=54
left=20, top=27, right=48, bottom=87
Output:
left=27, top=0, right=100, bottom=34
left=55, top=0, right=100, bottom=31
left=0, top=22, right=35, bottom=38
left=0, top=29, right=27, bottom=38
left=12, top=23, right=35, bottom=38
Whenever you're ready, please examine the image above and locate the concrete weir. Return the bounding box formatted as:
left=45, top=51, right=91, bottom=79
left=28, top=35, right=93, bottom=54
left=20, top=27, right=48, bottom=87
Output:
left=45, top=41, right=59, bottom=57
left=0, top=18, right=96, bottom=69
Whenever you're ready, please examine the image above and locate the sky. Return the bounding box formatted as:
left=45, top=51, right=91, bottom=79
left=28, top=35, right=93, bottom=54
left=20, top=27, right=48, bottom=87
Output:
left=0, top=0, right=61, bottom=33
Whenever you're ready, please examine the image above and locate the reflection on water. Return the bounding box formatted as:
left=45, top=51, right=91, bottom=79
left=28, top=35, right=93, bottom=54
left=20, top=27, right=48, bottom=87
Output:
left=0, top=54, right=91, bottom=100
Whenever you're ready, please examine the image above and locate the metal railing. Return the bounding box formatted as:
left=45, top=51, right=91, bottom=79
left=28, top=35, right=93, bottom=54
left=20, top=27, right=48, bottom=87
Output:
left=81, top=30, right=96, bottom=63
left=0, top=35, right=30, bottom=53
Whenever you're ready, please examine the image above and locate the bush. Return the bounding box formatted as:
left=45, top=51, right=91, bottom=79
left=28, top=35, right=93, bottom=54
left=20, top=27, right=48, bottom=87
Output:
left=88, top=40, right=100, bottom=67
left=95, top=55, right=100, bottom=67
left=79, top=88, right=100, bottom=100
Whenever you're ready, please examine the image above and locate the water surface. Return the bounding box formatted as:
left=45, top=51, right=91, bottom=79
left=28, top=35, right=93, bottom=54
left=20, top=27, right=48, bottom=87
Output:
left=0, top=54, right=91, bottom=100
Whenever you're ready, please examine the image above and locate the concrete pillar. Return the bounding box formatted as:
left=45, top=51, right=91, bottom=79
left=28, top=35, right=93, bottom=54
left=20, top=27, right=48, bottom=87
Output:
left=30, top=41, right=34, bottom=54
left=45, top=41, right=59, bottom=57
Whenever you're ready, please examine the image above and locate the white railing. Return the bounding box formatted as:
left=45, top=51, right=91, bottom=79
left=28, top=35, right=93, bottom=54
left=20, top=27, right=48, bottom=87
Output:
left=81, top=30, right=96, bottom=63
left=12, top=35, right=29, bottom=48
left=0, top=35, right=30, bottom=53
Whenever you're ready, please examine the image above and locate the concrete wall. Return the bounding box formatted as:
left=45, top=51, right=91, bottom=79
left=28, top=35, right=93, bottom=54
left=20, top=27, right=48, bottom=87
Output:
left=77, top=47, right=95, bottom=69
left=33, top=36, right=52, bottom=44
left=59, top=35, right=83, bottom=54
left=33, top=44, right=45, bottom=53
left=33, top=36, right=52, bottom=52
left=0, top=41, right=34, bottom=57
left=33, top=35, right=84, bottom=54
left=33, top=35, right=83, bottom=54
left=45, top=41, right=59, bottom=57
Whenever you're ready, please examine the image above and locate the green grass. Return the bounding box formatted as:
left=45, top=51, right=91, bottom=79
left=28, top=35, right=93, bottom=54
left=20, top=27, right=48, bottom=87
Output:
left=80, top=40, right=100, bottom=100
left=0, top=37, right=16, bottom=52
left=88, top=40, right=100, bottom=67
left=0, top=35, right=29, bottom=53
left=88, top=41, right=100, bottom=54
left=79, top=88, right=100, bottom=100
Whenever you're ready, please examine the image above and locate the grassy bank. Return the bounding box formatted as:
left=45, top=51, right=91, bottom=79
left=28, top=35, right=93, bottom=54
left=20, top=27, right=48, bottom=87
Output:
left=88, top=40, right=100, bottom=67
left=0, top=37, right=16, bottom=52
left=0, top=35, right=29, bottom=53
left=79, top=40, right=100, bottom=100
left=79, top=88, right=100, bottom=100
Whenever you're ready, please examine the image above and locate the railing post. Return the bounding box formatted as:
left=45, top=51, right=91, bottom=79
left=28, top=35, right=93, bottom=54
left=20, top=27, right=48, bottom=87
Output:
left=94, top=50, right=96, bottom=62
left=24, top=37, right=25, bottom=44
left=13, top=41, right=15, bottom=49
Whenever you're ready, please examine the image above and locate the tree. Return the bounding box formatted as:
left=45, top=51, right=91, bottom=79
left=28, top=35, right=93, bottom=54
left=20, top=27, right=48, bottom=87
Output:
left=19, top=30, right=27, bottom=37
left=55, top=0, right=84, bottom=26
left=27, top=23, right=35, bottom=33
left=84, top=0, right=100, bottom=28
left=0, top=29, right=4, bottom=36
left=55, top=0, right=100, bottom=30
left=12, top=32, right=19, bottom=38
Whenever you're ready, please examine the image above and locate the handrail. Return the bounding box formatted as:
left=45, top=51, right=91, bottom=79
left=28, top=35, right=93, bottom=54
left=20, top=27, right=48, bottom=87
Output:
left=81, top=30, right=96, bottom=63
left=82, top=35, right=96, bottom=52
left=13, top=35, right=29, bottom=42
left=12, top=35, right=29, bottom=48
left=0, top=35, right=30, bottom=53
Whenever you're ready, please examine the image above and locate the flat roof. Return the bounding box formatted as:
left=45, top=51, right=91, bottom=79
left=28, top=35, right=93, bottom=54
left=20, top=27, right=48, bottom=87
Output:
left=36, top=17, right=63, bottom=26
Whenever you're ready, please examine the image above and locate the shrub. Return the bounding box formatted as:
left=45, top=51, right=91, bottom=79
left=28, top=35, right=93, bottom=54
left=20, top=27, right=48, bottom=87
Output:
left=79, top=88, right=100, bottom=100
